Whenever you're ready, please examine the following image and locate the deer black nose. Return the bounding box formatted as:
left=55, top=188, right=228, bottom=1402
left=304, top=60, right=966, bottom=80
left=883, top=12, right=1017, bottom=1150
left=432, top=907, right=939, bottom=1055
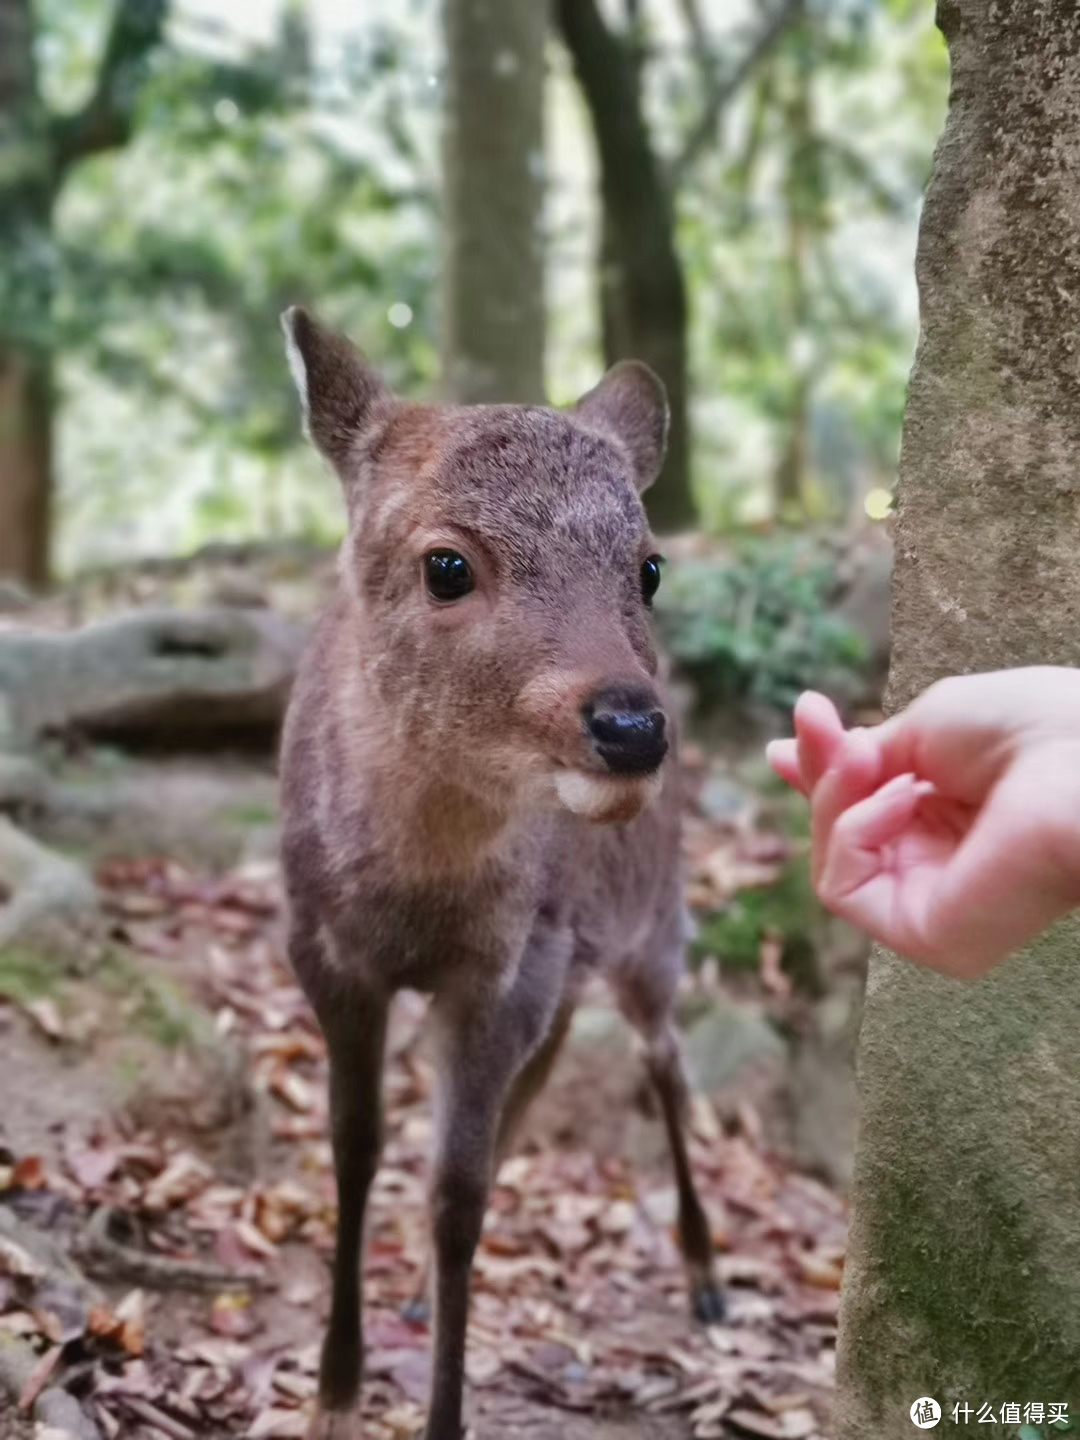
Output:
left=584, top=686, right=668, bottom=775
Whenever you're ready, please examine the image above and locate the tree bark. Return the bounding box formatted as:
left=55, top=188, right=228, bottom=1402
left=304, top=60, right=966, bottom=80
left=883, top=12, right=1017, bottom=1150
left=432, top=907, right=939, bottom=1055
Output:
left=0, top=354, right=53, bottom=589
left=774, top=0, right=811, bottom=515
left=0, top=0, right=56, bottom=589
left=441, top=0, right=548, bottom=405
left=556, top=0, right=693, bottom=533
left=837, top=1, right=1080, bottom=1432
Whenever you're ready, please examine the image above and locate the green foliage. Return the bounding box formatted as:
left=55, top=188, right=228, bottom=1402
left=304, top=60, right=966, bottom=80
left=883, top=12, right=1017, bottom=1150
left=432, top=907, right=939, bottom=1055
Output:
left=98, top=948, right=202, bottom=1049
left=654, top=536, right=866, bottom=712
left=218, top=799, right=277, bottom=829
left=671, top=0, right=949, bottom=522
left=691, top=855, right=822, bottom=994
left=135, top=973, right=202, bottom=1049
left=0, top=942, right=195, bottom=1046
left=7, top=0, right=949, bottom=569
left=31, top=3, right=443, bottom=566
left=0, top=945, right=59, bottom=1004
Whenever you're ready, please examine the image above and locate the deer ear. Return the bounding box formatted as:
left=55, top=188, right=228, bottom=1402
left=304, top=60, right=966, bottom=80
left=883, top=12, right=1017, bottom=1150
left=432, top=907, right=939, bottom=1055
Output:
left=281, top=307, right=390, bottom=471
left=572, top=360, right=669, bottom=494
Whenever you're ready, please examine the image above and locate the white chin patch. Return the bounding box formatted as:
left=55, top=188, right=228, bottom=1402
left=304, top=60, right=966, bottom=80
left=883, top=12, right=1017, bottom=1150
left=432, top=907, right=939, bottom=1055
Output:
left=554, top=768, right=663, bottom=822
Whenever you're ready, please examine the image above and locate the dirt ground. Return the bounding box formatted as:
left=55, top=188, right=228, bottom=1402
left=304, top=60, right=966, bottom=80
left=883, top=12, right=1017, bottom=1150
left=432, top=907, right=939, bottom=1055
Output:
left=0, top=764, right=845, bottom=1440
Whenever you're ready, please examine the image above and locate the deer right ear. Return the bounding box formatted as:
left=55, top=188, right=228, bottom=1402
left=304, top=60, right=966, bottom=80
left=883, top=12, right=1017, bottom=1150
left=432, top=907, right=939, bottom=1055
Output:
left=281, top=307, right=391, bottom=471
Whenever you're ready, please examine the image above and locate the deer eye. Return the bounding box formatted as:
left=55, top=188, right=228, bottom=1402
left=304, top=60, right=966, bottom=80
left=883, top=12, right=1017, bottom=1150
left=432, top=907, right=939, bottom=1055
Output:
left=640, top=555, right=663, bottom=606
left=424, top=549, right=474, bottom=602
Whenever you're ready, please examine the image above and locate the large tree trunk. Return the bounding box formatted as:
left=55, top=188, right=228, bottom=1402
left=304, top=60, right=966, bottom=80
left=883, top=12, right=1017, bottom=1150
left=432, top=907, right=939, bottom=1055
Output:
left=555, top=0, right=694, bottom=534
left=837, top=2, right=1080, bottom=1433
left=0, top=0, right=57, bottom=589
left=441, top=0, right=548, bottom=405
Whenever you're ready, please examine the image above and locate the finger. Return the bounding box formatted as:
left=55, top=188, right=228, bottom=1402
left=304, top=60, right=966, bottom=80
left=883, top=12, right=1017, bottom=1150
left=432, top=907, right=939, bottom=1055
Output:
left=793, top=691, right=846, bottom=794
left=823, top=767, right=1075, bottom=979
left=809, top=728, right=882, bottom=887
left=907, top=771, right=1079, bottom=975
left=816, top=773, right=930, bottom=905
left=766, top=739, right=806, bottom=794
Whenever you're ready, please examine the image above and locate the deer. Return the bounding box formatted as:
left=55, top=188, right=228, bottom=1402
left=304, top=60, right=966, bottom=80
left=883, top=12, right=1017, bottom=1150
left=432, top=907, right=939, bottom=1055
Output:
left=278, top=307, right=723, bottom=1440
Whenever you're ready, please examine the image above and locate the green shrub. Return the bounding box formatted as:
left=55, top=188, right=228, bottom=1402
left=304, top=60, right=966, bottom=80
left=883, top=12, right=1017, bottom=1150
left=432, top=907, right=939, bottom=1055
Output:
left=654, top=535, right=867, bottom=713
left=691, top=855, right=823, bottom=995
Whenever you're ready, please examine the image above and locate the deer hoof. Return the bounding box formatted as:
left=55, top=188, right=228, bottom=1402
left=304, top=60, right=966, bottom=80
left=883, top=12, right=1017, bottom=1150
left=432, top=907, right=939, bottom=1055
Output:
left=691, top=1279, right=726, bottom=1326
left=307, top=1405, right=364, bottom=1440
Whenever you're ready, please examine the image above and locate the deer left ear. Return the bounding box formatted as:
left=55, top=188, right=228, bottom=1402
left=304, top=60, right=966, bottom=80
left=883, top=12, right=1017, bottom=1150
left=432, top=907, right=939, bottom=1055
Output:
left=572, top=360, right=669, bottom=494
left=281, top=306, right=391, bottom=474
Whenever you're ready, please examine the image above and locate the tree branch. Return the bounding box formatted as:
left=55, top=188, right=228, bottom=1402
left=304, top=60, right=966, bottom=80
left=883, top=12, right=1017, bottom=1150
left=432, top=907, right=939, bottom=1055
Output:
left=51, top=0, right=168, bottom=178
left=674, top=0, right=708, bottom=52
left=668, top=0, right=802, bottom=187
left=555, top=0, right=666, bottom=219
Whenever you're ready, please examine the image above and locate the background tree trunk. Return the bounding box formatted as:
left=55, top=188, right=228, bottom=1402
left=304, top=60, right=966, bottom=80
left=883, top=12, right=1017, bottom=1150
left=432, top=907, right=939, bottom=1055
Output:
left=774, top=0, right=811, bottom=515
left=0, top=0, right=56, bottom=589
left=0, top=357, right=53, bottom=588
left=440, top=0, right=548, bottom=405
left=556, top=0, right=693, bottom=533
left=0, top=0, right=166, bottom=590
left=837, top=2, right=1080, bottom=1433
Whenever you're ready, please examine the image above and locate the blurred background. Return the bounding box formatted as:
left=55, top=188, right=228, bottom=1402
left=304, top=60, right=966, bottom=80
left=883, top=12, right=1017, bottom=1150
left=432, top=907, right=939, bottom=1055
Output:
left=2, top=0, right=945, bottom=571
left=0, top=3, right=949, bottom=1436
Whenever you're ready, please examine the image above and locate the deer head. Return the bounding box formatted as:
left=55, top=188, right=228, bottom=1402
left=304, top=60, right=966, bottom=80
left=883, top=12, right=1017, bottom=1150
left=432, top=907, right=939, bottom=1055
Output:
left=283, top=307, right=671, bottom=826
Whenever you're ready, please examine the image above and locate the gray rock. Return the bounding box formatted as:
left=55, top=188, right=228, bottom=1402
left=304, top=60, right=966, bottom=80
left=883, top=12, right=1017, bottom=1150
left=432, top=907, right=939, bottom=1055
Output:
left=683, top=1001, right=785, bottom=1094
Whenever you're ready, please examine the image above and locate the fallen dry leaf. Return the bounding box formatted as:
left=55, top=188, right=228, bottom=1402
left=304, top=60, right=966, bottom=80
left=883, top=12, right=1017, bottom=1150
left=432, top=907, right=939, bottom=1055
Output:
left=794, top=1250, right=844, bottom=1291
left=65, top=1142, right=120, bottom=1190
left=248, top=1408, right=308, bottom=1438
left=268, top=1068, right=319, bottom=1114
left=11, top=1155, right=47, bottom=1191
left=759, top=934, right=791, bottom=1000
left=18, top=1344, right=61, bottom=1410
left=211, top=1290, right=260, bottom=1339
left=113, top=1288, right=146, bottom=1355
left=0, top=1237, right=42, bottom=1280
left=21, top=999, right=64, bottom=1042
left=143, top=1151, right=213, bottom=1212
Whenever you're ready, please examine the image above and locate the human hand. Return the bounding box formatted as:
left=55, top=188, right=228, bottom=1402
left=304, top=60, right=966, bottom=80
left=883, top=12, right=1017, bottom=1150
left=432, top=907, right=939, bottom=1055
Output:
left=766, top=669, right=1080, bottom=978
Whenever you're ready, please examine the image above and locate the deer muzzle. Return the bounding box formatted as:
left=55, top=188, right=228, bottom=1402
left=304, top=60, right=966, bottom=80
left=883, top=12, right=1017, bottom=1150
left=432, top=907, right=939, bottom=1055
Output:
left=583, top=685, right=668, bottom=776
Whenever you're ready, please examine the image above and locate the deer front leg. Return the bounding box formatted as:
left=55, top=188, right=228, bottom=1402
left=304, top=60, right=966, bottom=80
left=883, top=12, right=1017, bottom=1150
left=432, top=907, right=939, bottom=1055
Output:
left=421, top=1014, right=522, bottom=1440
left=423, top=938, right=570, bottom=1440
left=309, top=983, right=388, bottom=1440
left=401, top=997, right=575, bottom=1330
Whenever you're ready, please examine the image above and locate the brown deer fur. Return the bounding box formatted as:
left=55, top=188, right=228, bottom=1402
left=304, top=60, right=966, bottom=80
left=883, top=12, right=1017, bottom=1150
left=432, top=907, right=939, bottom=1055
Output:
left=279, top=308, right=721, bottom=1440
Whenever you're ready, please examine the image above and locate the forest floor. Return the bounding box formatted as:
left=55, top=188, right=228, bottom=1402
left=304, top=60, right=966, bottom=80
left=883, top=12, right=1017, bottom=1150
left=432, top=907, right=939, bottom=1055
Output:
left=0, top=749, right=847, bottom=1440
left=0, top=528, right=872, bottom=1439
